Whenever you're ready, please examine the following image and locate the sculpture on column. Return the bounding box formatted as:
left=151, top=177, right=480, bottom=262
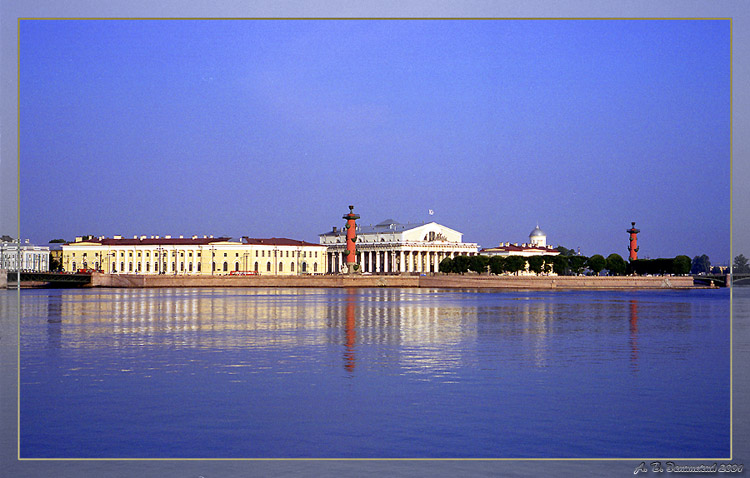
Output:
left=342, top=205, right=361, bottom=273
left=627, top=222, right=640, bottom=261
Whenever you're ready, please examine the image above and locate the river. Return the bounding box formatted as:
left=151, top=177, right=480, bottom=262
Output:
left=3, top=286, right=746, bottom=476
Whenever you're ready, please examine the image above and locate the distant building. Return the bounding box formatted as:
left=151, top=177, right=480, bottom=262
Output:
left=320, top=219, right=478, bottom=273
left=480, top=225, right=560, bottom=258
left=0, top=240, right=50, bottom=272
left=61, top=235, right=326, bottom=275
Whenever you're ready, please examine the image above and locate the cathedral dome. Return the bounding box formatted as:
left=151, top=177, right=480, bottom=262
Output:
left=529, top=226, right=545, bottom=238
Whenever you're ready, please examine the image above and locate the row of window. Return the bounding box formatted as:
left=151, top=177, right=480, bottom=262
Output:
left=73, top=260, right=319, bottom=274
left=70, top=249, right=320, bottom=259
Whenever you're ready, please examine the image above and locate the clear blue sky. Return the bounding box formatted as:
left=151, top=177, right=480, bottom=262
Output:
left=18, top=19, right=730, bottom=261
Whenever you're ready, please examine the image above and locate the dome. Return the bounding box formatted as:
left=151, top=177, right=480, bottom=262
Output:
left=529, top=226, right=545, bottom=238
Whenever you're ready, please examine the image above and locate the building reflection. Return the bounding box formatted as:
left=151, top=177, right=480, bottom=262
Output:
left=25, top=289, right=697, bottom=377
left=32, top=289, right=481, bottom=376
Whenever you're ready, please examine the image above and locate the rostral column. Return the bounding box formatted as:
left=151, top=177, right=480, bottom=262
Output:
left=627, top=222, right=640, bottom=261
left=342, top=205, right=360, bottom=273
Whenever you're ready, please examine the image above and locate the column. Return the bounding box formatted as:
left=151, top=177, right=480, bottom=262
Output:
left=400, top=250, right=405, bottom=273
left=376, top=250, right=381, bottom=273
left=338, top=251, right=343, bottom=272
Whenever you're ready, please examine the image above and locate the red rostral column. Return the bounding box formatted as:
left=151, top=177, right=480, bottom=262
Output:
left=343, top=205, right=360, bottom=272
left=627, top=222, right=640, bottom=261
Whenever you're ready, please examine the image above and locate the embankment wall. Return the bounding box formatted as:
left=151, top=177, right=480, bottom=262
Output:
left=89, top=273, right=695, bottom=289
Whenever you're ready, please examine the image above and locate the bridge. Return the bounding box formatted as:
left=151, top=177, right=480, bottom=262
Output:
left=689, top=274, right=750, bottom=287
left=5, top=271, right=92, bottom=287
left=731, top=273, right=750, bottom=286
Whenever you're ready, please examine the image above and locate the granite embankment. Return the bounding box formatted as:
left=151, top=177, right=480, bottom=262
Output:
left=90, top=273, right=696, bottom=289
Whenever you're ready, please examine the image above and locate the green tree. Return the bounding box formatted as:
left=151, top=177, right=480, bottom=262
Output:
left=673, top=255, right=692, bottom=275
left=587, top=254, right=606, bottom=275
left=568, top=255, right=589, bottom=275
left=527, top=256, right=545, bottom=275
left=691, top=255, right=711, bottom=274
left=489, top=256, right=506, bottom=275
left=49, top=239, right=67, bottom=244
left=453, top=255, right=471, bottom=274
left=468, top=255, right=490, bottom=274
left=556, top=246, right=578, bottom=257
left=550, top=255, right=569, bottom=276
left=606, top=253, right=627, bottom=276
left=439, top=257, right=454, bottom=273
left=734, top=254, right=750, bottom=274
left=505, top=256, right=527, bottom=275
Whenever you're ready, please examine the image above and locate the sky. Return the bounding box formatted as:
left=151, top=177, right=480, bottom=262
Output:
left=13, top=17, right=733, bottom=263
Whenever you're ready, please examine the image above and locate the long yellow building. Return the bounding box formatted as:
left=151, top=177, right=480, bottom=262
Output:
left=61, top=235, right=327, bottom=275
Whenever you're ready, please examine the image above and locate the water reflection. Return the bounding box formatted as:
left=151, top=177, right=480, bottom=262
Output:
left=344, top=289, right=356, bottom=372
left=24, top=288, right=702, bottom=377
left=630, top=299, right=639, bottom=372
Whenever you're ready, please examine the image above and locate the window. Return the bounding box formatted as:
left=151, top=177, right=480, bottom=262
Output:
left=314, top=263, right=318, bottom=272
left=189, top=262, right=193, bottom=272
left=236, top=253, right=239, bottom=257
left=301, top=262, right=306, bottom=273
left=224, top=253, right=227, bottom=257
left=197, top=262, right=201, bottom=272
left=146, top=262, right=150, bottom=272
left=254, top=262, right=258, bottom=271
left=235, top=262, right=239, bottom=271
left=291, top=262, right=295, bottom=272
left=266, top=262, right=271, bottom=272
left=223, top=262, right=228, bottom=272
left=120, top=262, right=124, bottom=271
left=129, top=262, right=133, bottom=272
left=137, top=263, right=141, bottom=272
left=279, top=262, right=283, bottom=272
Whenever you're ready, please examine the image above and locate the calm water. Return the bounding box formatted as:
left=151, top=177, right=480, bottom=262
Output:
left=18, top=287, right=730, bottom=460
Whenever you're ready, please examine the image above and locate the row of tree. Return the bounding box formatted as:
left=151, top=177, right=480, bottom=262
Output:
left=439, top=253, right=699, bottom=276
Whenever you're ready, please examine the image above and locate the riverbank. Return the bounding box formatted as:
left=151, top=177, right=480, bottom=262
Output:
left=84, top=272, right=697, bottom=289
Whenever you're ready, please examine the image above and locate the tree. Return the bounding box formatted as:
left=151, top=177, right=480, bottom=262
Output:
left=556, top=246, right=578, bottom=257
left=691, top=255, right=711, bottom=274
left=587, top=254, right=606, bottom=275
left=734, top=254, right=750, bottom=274
left=550, top=255, right=569, bottom=276
left=439, top=257, right=454, bottom=273
left=468, top=255, right=489, bottom=274
left=453, top=255, right=471, bottom=274
left=568, top=255, right=589, bottom=275
left=673, top=255, right=692, bottom=275
left=606, top=254, right=627, bottom=276
left=489, top=256, right=506, bottom=275
left=527, top=256, right=545, bottom=275
left=49, top=238, right=67, bottom=244
left=505, top=256, right=527, bottom=275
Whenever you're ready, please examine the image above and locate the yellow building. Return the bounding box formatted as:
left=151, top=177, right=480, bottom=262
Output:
left=61, top=235, right=326, bottom=275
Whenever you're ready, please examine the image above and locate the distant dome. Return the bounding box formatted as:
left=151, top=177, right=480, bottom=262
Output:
left=529, top=226, right=545, bottom=237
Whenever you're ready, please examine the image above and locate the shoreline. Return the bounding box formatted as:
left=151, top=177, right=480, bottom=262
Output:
left=70, top=272, right=699, bottom=289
